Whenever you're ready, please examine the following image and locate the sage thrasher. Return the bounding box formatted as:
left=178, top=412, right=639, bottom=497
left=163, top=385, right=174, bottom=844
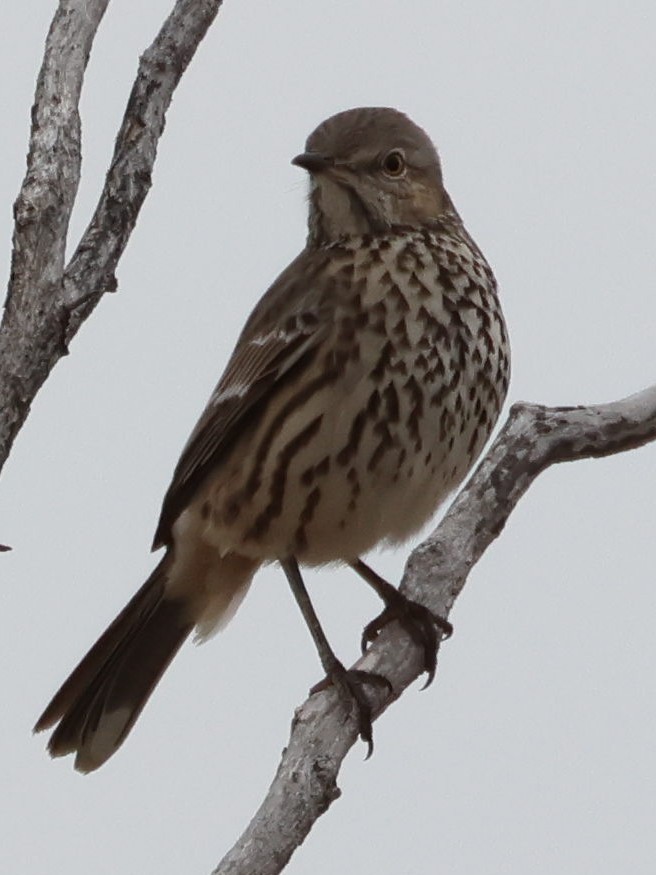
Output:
left=35, top=107, right=510, bottom=771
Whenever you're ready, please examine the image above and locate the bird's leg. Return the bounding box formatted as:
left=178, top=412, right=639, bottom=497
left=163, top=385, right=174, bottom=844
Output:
left=280, top=556, right=390, bottom=757
left=350, top=558, right=453, bottom=689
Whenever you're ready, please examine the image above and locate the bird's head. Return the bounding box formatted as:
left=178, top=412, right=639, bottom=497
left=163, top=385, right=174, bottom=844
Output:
left=293, top=107, right=446, bottom=246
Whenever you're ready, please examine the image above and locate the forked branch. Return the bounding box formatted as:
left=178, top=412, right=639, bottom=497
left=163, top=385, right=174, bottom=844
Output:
left=0, top=0, right=225, bottom=475
left=3, top=6, right=655, bottom=874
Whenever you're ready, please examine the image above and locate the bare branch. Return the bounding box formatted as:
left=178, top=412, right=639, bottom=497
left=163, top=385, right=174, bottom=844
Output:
left=0, top=0, right=108, bottom=470
left=5, top=6, right=655, bottom=871
left=213, top=383, right=656, bottom=875
left=0, top=0, right=224, bottom=476
left=62, top=0, right=226, bottom=331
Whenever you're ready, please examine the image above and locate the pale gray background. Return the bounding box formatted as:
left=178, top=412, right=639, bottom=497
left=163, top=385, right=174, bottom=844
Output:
left=2, top=2, right=655, bottom=873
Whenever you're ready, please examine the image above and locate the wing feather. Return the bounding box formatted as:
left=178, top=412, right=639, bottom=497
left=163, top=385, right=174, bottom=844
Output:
left=152, top=250, right=334, bottom=548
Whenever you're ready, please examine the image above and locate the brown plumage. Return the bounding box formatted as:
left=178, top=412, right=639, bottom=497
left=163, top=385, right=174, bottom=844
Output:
left=35, top=107, right=510, bottom=771
left=35, top=558, right=191, bottom=768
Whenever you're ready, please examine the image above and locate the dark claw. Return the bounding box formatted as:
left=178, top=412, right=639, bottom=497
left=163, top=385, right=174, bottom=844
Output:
left=361, top=593, right=453, bottom=689
left=310, top=663, right=392, bottom=758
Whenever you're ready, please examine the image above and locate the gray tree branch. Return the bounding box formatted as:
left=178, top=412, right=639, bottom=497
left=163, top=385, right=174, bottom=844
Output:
left=5, top=5, right=656, bottom=874
left=0, top=0, right=224, bottom=475
left=212, top=384, right=656, bottom=875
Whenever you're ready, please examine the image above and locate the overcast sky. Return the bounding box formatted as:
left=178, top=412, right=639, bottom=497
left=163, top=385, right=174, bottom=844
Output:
left=2, top=2, right=655, bottom=873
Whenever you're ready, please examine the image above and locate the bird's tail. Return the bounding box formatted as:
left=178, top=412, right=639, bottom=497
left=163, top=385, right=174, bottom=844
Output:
left=34, top=551, right=256, bottom=772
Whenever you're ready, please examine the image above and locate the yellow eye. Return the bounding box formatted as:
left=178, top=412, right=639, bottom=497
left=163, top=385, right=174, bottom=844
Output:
left=381, top=150, right=406, bottom=177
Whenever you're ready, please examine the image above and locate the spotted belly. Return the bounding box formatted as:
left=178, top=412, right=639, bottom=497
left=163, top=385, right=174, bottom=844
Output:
left=176, top=354, right=498, bottom=565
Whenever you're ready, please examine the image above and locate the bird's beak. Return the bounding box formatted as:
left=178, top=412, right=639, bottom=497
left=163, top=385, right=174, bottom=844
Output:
left=291, top=152, right=334, bottom=173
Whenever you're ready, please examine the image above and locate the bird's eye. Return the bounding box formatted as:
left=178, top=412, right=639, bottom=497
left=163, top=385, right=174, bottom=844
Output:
left=381, top=150, right=406, bottom=177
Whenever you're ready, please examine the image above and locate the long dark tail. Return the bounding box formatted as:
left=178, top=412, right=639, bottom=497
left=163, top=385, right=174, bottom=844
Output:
left=34, top=556, right=193, bottom=773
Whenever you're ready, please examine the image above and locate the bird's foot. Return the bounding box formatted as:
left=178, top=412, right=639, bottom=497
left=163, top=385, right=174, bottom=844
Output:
left=310, top=661, right=392, bottom=758
left=361, top=591, right=452, bottom=689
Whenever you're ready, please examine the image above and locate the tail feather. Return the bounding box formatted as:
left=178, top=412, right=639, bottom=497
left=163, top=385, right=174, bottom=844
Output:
left=34, top=557, right=193, bottom=773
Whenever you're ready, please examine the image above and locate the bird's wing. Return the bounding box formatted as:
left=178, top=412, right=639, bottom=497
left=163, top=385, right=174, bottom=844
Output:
left=152, top=249, right=334, bottom=549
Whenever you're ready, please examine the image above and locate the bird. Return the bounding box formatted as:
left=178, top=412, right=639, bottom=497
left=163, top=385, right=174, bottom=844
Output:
left=34, top=107, right=510, bottom=772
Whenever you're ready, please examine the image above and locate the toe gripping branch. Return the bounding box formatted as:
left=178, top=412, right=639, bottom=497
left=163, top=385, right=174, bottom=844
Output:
left=282, top=556, right=392, bottom=757
left=351, top=559, right=453, bottom=689
left=282, top=556, right=452, bottom=758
